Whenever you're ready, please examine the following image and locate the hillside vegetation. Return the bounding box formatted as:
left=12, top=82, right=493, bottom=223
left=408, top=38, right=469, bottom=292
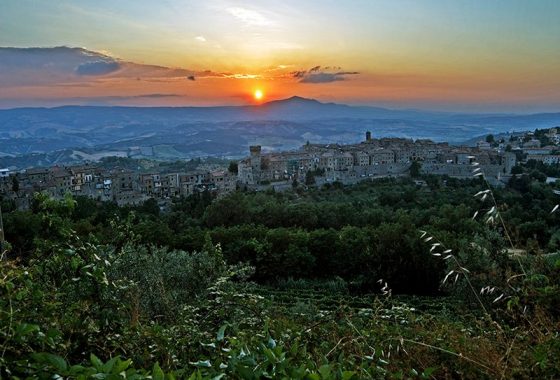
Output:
left=1, top=175, right=559, bottom=378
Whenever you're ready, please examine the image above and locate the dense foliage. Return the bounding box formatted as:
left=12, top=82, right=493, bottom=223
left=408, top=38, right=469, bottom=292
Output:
left=4, top=176, right=560, bottom=293
left=1, top=175, right=559, bottom=378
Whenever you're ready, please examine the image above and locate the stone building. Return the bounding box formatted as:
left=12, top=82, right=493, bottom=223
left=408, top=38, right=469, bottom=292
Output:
left=237, top=131, right=517, bottom=188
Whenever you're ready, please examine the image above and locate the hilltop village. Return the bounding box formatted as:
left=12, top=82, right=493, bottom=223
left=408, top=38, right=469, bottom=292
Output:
left=238, top=129, right=560, bottom=190
left=0, top=165, right=237, bottom=210
left=239, top=132, right=516, bottom=190
left=1, top=128, right=559, bottom=209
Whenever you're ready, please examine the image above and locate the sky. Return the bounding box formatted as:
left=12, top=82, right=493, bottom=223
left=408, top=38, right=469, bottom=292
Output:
left=1, top=0, right=559, bottom=112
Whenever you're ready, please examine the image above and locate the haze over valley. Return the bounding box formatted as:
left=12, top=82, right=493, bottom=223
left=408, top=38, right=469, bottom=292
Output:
left=2, top=96, right=560, bottom=168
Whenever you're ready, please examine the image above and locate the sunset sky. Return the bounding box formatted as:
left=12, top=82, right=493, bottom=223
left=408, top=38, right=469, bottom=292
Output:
left=1, top=0, right=559, bottom=112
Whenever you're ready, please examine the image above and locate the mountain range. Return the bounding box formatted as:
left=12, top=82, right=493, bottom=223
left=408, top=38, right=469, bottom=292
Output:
left=1, top=96, right=559, bottom=169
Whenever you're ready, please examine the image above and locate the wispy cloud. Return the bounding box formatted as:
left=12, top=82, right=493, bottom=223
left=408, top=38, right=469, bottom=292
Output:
left=194, top=35, right=206, bottom=42
left=227, top=7, right=271, bottom=26
left=222, top=73, right=261, bottom=79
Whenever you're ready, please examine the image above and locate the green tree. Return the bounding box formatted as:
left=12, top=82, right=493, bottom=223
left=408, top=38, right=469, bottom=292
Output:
left=511, top=165, right=523, bottom=175
left=530, top=170, right=547, bottom=183
left=228, top=161, right=239, bottom=174
left=4, top=211, right=41, bottom=258
left=203, top=192, right=250, bottom=227
left=410, top=161, right=422, bottom=177
left=425, top=175, right=441, bottom=190
left=11, top=175, right=19, bottom=193
left=305, top=171, right=316, bottom=186
left=138, top=198, right=160, bottom=216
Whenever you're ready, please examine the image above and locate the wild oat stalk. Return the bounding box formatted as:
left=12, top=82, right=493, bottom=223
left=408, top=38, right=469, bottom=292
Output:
left=419, top=157, right=538, bottom=314
left=470, top=159, right=526, bottom=275
left=398, top=338, right=498, bottom=377
left=420, top=230, right=492, bottom=315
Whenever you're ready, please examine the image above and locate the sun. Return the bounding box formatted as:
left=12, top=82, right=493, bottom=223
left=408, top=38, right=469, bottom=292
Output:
left=254, top=89, right=264, bottom=101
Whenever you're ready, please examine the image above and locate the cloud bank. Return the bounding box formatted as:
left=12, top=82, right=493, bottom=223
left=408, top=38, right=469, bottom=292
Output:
left=0, top=47, right=214, bottom=86
left=76, top=60, right=121, bottom=75
left=292, top=66, right=359, bottom=83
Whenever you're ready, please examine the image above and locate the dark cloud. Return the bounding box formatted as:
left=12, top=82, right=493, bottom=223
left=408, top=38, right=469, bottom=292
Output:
left=0, top=46, right=118, bottom=85
left=0, top=46, right=100, bottom=69
left=300, top=73, right=345, bottom=83
left=0, top=47, right=201, bottom=84
left=75, top=60, right=121, bottom=76
left=0, top=47, right=254, bottom=87
left=292, top=66, right=359, bottom=83
left=291, top=70, right=306, bottom=78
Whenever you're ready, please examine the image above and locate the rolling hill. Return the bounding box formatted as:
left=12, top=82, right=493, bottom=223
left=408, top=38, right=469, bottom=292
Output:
left=1, top=97, right=559, bottom=168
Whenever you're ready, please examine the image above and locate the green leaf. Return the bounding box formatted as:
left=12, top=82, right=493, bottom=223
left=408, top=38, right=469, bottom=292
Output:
left=102, top=357, right=118, bottom=373
left=90, top=353, right=104, bottom=371
left=152, top=362, right=165, bottom=380
left=113, top=358, right=132, bottom=374
left=4, top=281, right=14, bottom=292
left=267, top=337, right=276, bottom=349
left=31, top=352, right=46, bottom=363
left=33, top=353, right=68, bottom=372
left=188, top=370, right=203, bottom=380
left=190, top=360, right=212, bottom=368
left=263, top=348, right=276, bottom=363
left=68, top=364, right=87, bottom=376
left=422, top=367, right=437, bottom=378
left=217, top=324, right=227, bottom=342
left=235, top=366, right=255, bottom=379
left=318, top=364, right=332, bottom=379
left=341, top=371, right=356, bottom=380
left=14, top=323, right=40, bottom=342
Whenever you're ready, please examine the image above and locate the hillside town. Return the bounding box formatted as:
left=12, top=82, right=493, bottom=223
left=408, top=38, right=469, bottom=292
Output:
left=0, top=164, right=236, bottom=210
left=238, top=129, right=560, bottom=189
left=1, top=128, right=559, bottom=209
left=238, top=133, right=513, bottom=189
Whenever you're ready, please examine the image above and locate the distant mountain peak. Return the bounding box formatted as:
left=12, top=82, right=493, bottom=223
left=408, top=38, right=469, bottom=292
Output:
left=263, top=96, right=322, bottom=106
left=286, top=95, right=318, bottom=102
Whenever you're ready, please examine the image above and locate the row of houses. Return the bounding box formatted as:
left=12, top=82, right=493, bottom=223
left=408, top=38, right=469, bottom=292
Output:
left=0, top=164, right=236, bottom=207
left=3, top=129, right=557, bottom=207
left=486, top=127, right=560, bottom=163
left=238, top=133, right=518, bottom=187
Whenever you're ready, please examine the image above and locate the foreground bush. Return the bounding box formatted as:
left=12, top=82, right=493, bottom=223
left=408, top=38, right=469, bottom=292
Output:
left=1, top=184, right=559, bottom=378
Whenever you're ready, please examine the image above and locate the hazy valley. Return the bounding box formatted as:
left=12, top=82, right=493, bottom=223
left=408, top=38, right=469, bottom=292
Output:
left=2, top=96, right=560, bottom=169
